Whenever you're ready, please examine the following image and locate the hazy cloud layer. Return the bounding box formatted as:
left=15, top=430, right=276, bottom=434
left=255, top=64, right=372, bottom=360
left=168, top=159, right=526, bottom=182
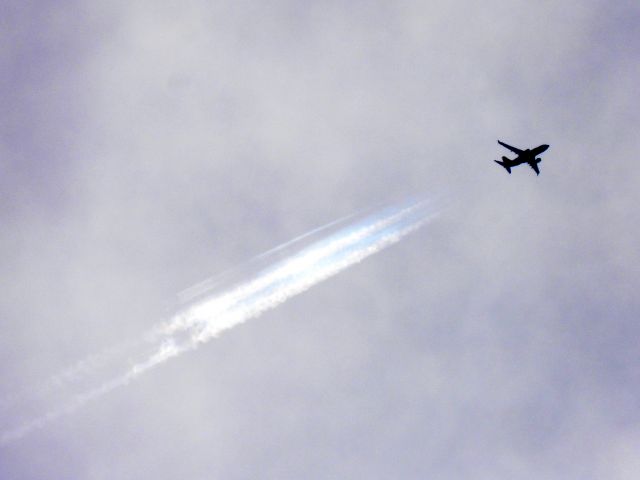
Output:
left=1, top=1, right=639, bottom=478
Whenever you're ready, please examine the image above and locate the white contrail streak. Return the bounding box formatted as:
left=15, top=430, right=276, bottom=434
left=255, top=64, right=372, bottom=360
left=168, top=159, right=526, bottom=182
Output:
left=0, top=198, right=437, bottom=445
left=0, top=207, right=375, bottom=414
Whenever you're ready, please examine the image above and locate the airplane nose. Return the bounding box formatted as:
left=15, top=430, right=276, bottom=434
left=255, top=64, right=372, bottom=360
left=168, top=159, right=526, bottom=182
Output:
left=542, top=144, right=550, bottom=151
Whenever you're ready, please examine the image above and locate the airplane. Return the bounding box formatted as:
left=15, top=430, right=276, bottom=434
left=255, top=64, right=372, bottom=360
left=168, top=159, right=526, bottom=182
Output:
left=494, top=140, right=549, bottom=175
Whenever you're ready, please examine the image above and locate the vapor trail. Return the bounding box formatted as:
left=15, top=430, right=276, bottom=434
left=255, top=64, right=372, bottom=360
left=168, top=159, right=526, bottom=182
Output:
left=0, top=207, right=378, bottom=414
left=1, top=198, right=437, bottom=445
left=0, top=207, right=372, bottom=413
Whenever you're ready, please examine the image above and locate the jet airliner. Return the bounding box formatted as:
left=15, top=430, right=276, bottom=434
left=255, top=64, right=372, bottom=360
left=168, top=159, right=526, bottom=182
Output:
left=494, top=140, right=549, bottom=175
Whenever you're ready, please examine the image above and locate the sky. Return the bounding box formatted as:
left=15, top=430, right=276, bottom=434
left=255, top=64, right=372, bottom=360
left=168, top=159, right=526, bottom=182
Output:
left=1, top=1, right=639, bottom=478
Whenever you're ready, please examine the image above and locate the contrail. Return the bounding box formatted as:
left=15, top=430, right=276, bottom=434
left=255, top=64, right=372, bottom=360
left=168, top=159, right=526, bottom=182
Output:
left=1, top=197, right=438, bottom=445
left=0, top=208, right=369, bottom=414
left=0, top=207, right=376, bottom=414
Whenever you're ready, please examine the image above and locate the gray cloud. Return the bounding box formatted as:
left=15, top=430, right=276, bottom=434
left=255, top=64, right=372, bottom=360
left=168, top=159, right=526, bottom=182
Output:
left=1, top=1, right=639, bottom=478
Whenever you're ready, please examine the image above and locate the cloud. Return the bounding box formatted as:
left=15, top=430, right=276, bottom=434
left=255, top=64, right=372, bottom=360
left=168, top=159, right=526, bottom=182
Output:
left=1, top=1, right=639, bottom=478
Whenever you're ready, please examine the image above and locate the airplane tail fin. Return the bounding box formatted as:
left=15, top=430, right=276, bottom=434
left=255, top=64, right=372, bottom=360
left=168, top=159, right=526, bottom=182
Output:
left=494, top=158, right=511, bottom=174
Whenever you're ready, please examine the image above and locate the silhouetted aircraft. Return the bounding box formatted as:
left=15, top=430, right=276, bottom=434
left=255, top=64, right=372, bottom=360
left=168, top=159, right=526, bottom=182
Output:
left=494, top=140, right=549, bottom=175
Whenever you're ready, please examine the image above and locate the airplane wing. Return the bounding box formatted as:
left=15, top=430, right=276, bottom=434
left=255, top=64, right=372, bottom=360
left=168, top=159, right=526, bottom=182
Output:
left=528, top=161, right=540, bottom=175
left=497, top=140, right=524, bottom=155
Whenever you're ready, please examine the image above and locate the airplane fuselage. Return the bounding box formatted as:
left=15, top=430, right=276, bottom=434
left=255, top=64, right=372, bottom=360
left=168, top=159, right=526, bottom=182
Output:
left=503, top=149, right=542, bottom=166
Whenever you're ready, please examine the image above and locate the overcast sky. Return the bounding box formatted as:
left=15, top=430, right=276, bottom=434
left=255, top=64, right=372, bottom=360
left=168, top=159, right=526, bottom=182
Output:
left=1, top=1, right=639, bottom=478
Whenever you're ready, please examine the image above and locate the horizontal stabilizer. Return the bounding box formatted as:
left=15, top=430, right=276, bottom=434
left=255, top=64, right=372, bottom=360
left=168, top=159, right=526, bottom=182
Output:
left=494, top=159, right=511, bottom=174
